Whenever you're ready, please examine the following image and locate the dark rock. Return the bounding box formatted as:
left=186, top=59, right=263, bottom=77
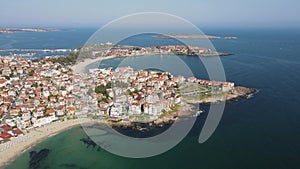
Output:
left=29, top=149, right=50, bottom=169
left=80, top=137, right=101, bottom=150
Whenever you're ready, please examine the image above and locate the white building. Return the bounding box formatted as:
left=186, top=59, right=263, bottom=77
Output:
left=32, top=115, right=57, bottom=128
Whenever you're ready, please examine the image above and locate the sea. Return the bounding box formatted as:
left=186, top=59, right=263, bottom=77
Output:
left=2, top=27, right=300, bottom=169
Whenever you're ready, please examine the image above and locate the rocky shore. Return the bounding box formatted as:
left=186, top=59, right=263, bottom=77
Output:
left=109, top=87, right=256, bottom=130
left=186, top=86, right=257, bottom=104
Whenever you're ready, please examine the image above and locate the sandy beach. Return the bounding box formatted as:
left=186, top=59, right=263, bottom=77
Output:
left=0, top=118, right=93, bottom=168
left=72, top=55, right=117, bottom=73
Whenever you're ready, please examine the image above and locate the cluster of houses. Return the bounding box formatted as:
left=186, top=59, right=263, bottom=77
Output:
left=85, top=67, right=182, bottom=119
left=154, top=45, right=213, bottom=55
left=85, top=45, right=214, bottom=58
left=0, top=57, right=77, bottom=133
left=74, top=63, right=236, bottom=121
left=0, top=46, right=236, bottom=141
left=0, top=124, right=23, bottom=142
left=186, top=77, right=235, bottom=92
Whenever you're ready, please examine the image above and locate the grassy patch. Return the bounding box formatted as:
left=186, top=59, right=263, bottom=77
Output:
left=159, top=104, right=180, bottom=118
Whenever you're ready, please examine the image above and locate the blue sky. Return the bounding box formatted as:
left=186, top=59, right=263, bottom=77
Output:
left=0, top=0, right=299, bottom=28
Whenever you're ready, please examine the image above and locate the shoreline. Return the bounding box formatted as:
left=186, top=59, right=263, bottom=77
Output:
left=0, top=118, right=93, bottom=168
left=71, top=55, right=117, bottom=73
left=1, top=53, right=254, bottom=168
left=71, top=52, right=231, bottom=73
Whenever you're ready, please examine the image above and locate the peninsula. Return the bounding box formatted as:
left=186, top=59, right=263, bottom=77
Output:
left=153, top=34, right=221, bottom=39
left=153, top=34, right=239, bottom=40
left=76, top=43, right=232, bottom=63
left=0, top=28, right=60, bottom=34
left=0, top=44, right=255, bottom=167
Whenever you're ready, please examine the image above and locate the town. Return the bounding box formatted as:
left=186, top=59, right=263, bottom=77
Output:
left=77, top=66, right=235, bottom=122
left=0, top=44, right=251, bottom=145
left=0, top=57, right=76, bottom=143
left=79, top=43, right=230, bottom=59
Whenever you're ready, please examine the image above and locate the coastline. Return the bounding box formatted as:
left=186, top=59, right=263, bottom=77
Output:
left=71, top=54, right=256, bottom=120
left=71, top=51, right=231, bottom=73
left=71, top=55, right=117, bottom=73
left=0, top=118, right=92, bottom=168
left=1, top=53, right=254, bottom=168
left=152, top=34, right=221, bottom=39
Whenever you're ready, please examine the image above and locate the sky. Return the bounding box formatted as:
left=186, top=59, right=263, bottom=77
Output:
left=0, top=0, right=299, bottom=28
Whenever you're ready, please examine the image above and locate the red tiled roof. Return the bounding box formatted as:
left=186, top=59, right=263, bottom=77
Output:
left=13, top=129, right=23, bottom=135
left=67, top=107, right=76, bottom=111
left=0, top=132, right=12, bottom=139
left=46, top=109, right=55, bottom=114
left=0, top=80, right=7, bottom=84
left=57, top=105, right=65, bottom=110
left=1, top=125, right=12, bottom=131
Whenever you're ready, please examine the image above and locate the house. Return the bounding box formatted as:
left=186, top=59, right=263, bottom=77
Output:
left=12, top=129, right=24, bottom=136
left=9, top=108, right=20, bottom=117
left=128, top=103, right=141, bottom=115
left=110, top=106, right=121, bottom=117
left=21, top=111, right=31, bottom=121
left=175, top=95, right=181, bottom=104
left=0, top=132, right=12, bottom=139
left=56, top=105, right=65, bottom=116
left=0, top=79, right=8, bottom=88
left=173, top=76, right=186, bottom=83
left=67, top=106, right=76, bottom=115
left=1, top=125, right=12, bottom=132
left=187, top=77, right=197, bottom=83
left=32, top=116, right=57, bottom=128
left=45, top=109, right=55, bottom=116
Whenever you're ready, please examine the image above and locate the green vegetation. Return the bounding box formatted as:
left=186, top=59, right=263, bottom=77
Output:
left=183, top=93, right=210, bottom=101
left=106, top=82, right=112, bottom=88
left=31, top=83, right=38, bottom=88
left=4, top=75, right=10, bottom=80
left=179, top=83, right=208, bottom=93
left=95, top=82, right=113, bottom=100
left=95, top=84, right=107, bottom=95
left=183, top=91, right=228, bottom=101
left=50, top=52, right=78, bottom=65
left=132, top=47, right=141, bottom=51
left=99, top=97, right=108, bottom=103
left=159, top=104, right=180, bottom=118
left=33, top=52, right=79, bottom=66
left=128, top=89, right=140, bottom=96
left=28, top=70, right=34, bottom=76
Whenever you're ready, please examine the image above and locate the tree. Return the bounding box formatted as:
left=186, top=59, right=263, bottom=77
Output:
left=4, top=76, right=10, bottom=80
left=28, top=70, right=34, bottom=76
left=32, top=83, right=38, bottom=88
left=95, top=84, right=106, bottom=94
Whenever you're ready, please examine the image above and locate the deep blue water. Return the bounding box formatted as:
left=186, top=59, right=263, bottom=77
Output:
left=4, top=28, right=300, bottom=169
left=0, top=28, right=94, bottom=49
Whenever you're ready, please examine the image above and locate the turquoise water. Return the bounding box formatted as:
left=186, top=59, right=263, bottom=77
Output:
left=5, top=126, right=138, bottom=169
left=3, top=28, right=300, bottom=169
